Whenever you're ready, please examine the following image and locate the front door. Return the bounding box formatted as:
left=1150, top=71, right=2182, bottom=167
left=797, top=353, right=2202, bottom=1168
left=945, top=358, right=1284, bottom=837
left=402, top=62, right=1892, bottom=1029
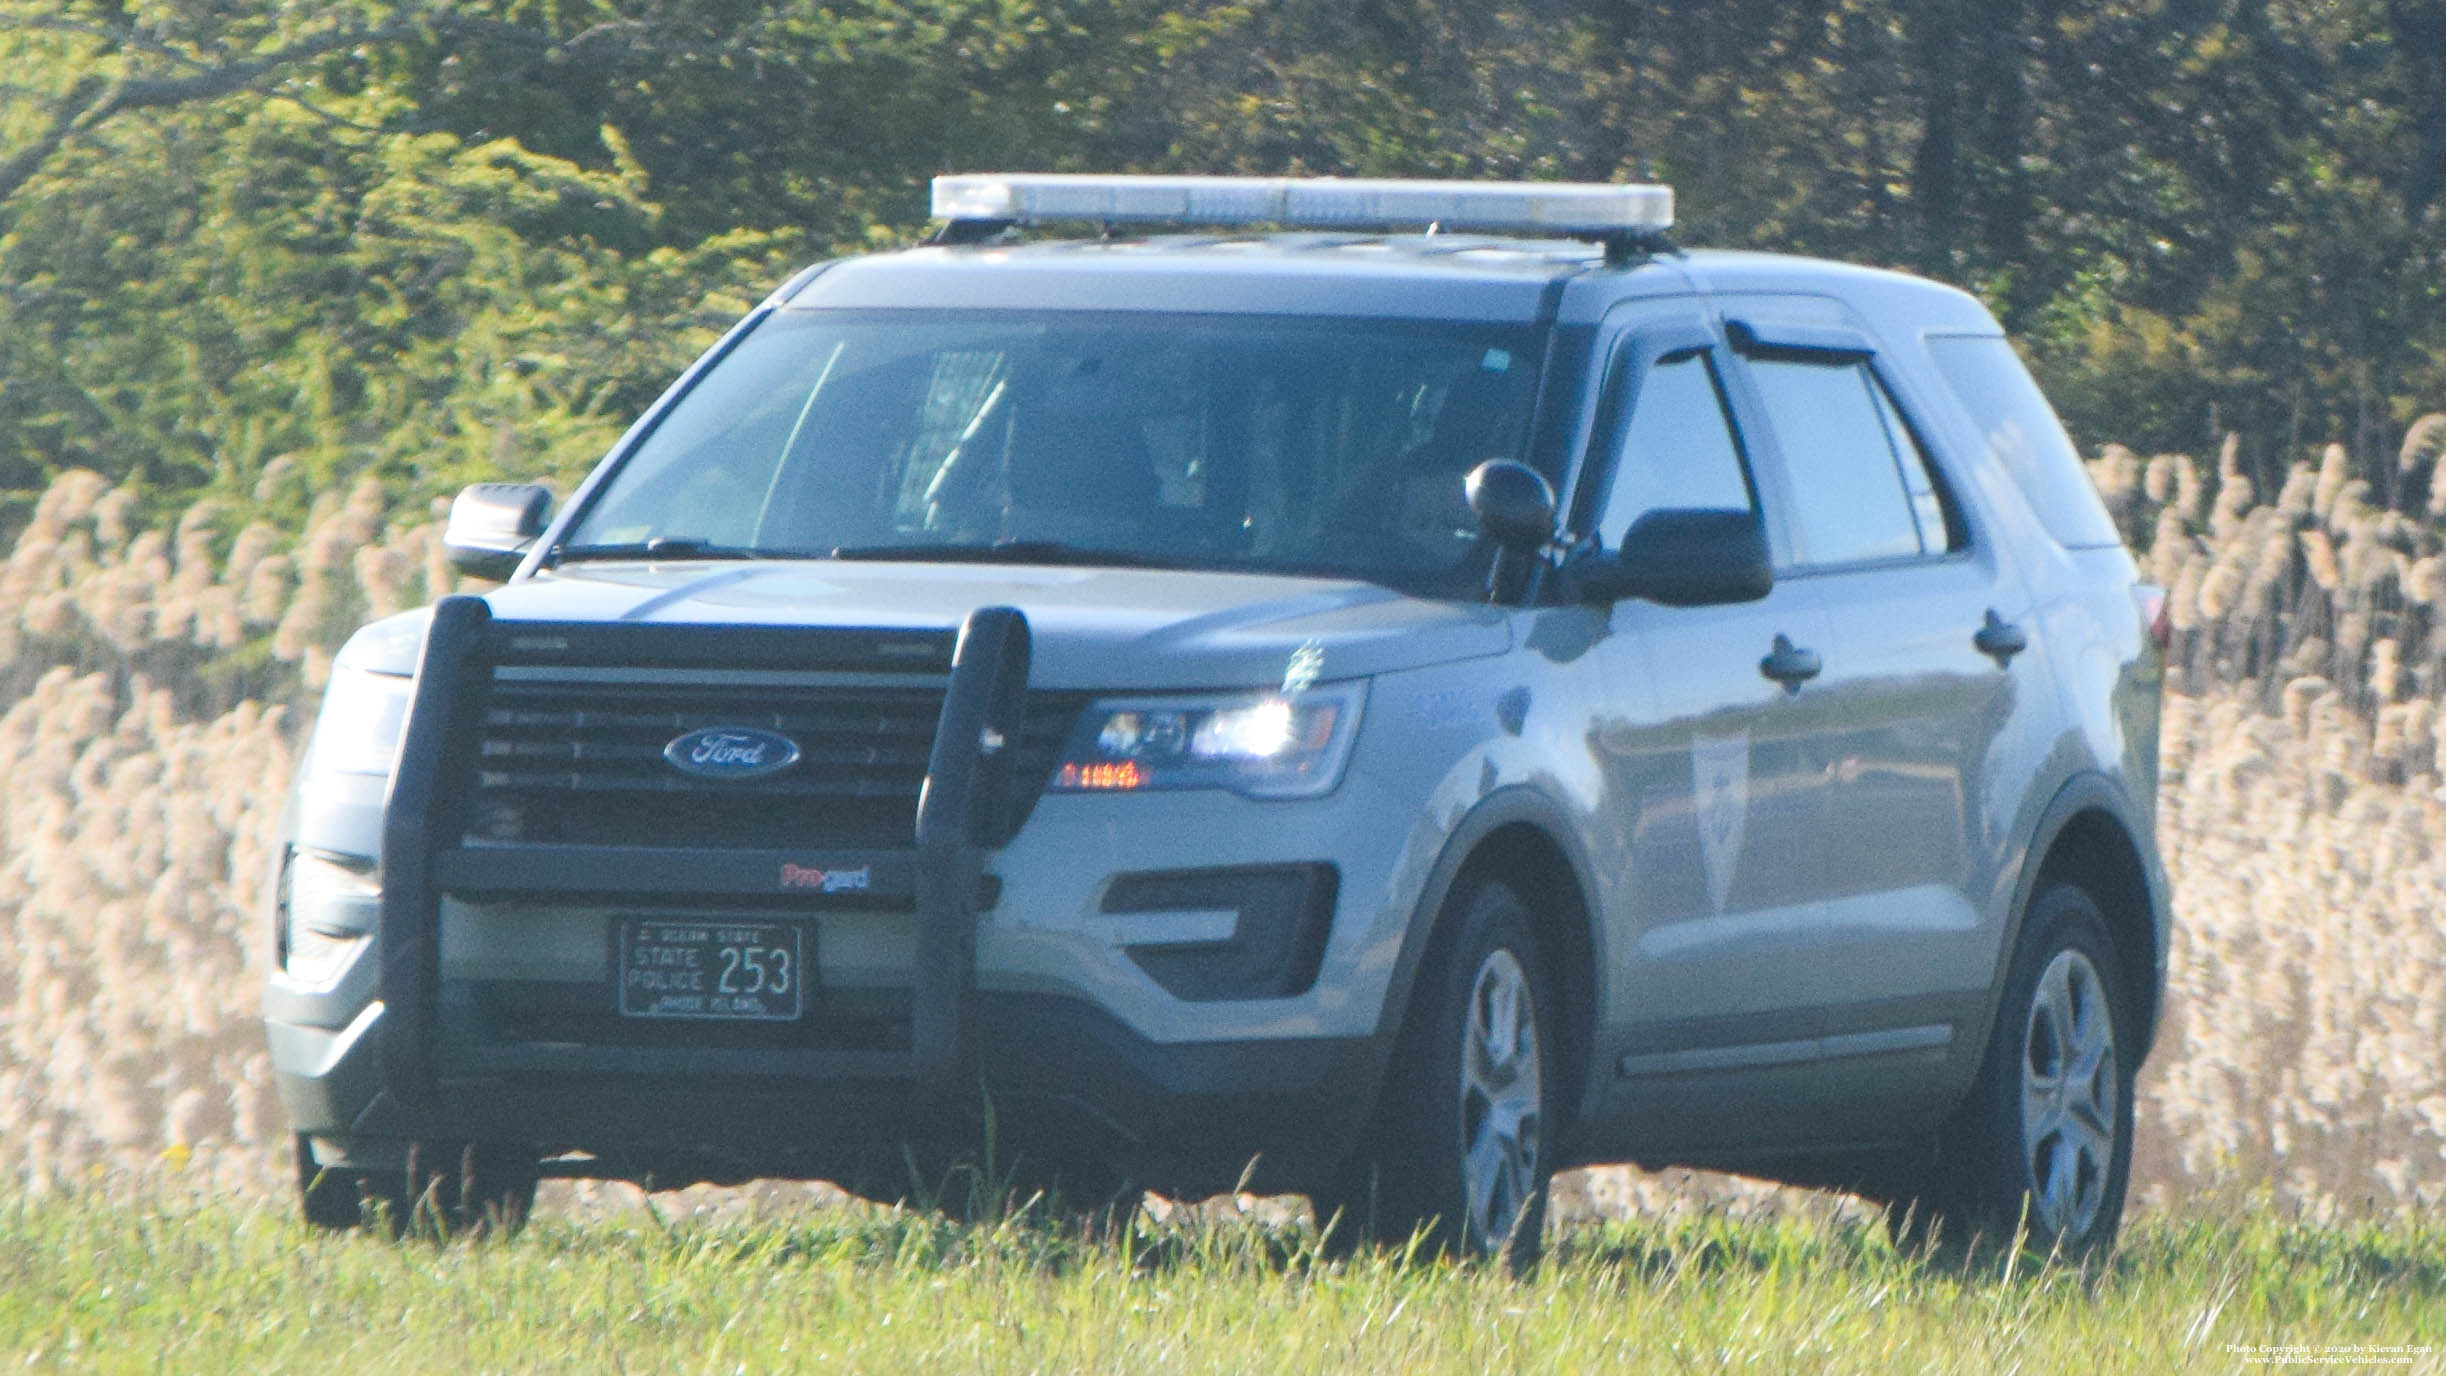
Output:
left=1573, top=308, right=1846, bottom=1148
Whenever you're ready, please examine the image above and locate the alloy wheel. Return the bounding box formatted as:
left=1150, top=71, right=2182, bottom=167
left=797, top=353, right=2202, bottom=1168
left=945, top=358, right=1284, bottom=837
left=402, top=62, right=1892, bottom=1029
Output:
left=2018, top=948, right=2119, bottom=1241
left=1457, top=947, right=1544, bottom=1252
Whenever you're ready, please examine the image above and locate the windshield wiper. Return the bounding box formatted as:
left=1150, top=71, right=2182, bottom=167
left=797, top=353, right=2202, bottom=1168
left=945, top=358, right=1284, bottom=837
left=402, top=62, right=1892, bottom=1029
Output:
left=549, top=537, right=774, bottom=565
left=826, top=540, right=1189, bottom=570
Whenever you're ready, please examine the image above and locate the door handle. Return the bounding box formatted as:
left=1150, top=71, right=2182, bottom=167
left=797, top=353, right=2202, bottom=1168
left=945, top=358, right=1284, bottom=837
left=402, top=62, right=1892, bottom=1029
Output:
left=1759, top=633, right=1821, bottom=691
left=1973, top=609, right=2028, bottom=667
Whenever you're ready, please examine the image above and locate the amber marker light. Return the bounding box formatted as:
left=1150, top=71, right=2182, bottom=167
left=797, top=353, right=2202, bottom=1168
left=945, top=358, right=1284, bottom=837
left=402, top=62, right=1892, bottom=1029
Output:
left=1057, top=760, right=1149, bottom=791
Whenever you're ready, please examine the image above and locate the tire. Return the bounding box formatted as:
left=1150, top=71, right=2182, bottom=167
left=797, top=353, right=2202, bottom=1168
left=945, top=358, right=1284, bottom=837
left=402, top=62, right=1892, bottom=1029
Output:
left=418, top=1141, right=540, bottom=1238
left=919, top=1150, right=1143, bottom=1232
left=297, top=1137, right=537, bottom=1239
left=1897, top=883, right=2135, bottom=1258
left=295, top=1134, right=398, bottom=1232
left=1322, top=878, right=1555, bottom=1268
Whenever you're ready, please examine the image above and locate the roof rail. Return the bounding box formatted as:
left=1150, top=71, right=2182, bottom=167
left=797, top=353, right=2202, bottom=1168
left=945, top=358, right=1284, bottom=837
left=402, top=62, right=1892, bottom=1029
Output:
left=928, top=174, right=1674, bottom=255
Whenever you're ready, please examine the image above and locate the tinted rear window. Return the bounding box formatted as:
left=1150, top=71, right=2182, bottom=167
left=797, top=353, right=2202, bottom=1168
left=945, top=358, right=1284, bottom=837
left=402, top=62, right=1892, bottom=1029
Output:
left=1925, top=335, right=2124, bottom=549
left=1748, top=355, right=1923, bottom=568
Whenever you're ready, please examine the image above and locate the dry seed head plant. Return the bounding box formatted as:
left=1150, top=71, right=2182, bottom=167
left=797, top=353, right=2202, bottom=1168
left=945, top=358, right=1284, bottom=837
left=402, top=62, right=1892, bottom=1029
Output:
left=4, top=418, right=2446, bottom=1218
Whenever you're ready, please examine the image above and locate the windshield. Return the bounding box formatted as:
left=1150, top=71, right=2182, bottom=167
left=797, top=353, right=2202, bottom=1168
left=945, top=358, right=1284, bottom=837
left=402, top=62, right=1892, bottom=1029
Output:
left=558, top=309, right=1546, bottom=596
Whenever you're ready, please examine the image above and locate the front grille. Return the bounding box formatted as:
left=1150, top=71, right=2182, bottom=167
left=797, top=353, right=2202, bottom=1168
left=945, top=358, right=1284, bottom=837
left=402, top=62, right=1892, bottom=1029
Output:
left=463, top=676, right=1083, bottom=850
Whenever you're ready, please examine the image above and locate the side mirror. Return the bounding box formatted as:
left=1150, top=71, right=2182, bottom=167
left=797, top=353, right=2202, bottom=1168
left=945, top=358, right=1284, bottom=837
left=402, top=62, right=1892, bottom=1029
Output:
left=444, top=482, right=553, bottom=581
left=1569, top=507, right=1773, bottom=607
left=1465, top=459, right=1557, bottom=553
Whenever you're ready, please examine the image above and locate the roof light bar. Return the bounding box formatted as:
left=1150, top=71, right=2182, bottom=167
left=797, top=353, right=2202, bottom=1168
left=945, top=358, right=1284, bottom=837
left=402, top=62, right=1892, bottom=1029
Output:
left=930, top=174, right=1674, bottom=239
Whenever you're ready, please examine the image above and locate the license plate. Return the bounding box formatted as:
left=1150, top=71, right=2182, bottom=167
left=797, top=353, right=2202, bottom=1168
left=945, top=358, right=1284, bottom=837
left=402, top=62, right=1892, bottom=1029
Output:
left=617, top=919, right=803, bottom=1021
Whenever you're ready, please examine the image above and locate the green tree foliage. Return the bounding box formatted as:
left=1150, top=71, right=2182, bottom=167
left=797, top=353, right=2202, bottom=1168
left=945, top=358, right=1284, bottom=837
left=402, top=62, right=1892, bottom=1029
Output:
left=0, top=0, right=2440, bottom=534
left=1097, top=0, right=2445, bottom=480
left=0, top=3, right=822, bottom=535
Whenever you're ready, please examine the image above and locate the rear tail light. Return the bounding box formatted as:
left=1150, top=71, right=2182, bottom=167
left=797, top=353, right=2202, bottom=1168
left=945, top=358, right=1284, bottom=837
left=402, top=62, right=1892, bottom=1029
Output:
left=2134, top=583, right=2171, bottom=651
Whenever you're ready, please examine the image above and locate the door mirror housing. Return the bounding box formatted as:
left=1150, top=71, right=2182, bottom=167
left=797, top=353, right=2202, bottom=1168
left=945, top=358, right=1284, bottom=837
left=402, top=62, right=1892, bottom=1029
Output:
left=1569, top=507, right=1773, bottom=607
left=1465, top=459, right=1557, bottom=554
left=444, top=482, right=553, bottom=580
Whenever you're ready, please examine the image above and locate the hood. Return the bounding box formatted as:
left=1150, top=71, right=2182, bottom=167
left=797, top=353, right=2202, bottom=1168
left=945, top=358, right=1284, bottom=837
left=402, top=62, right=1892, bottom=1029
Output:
left=449, top=560, right=1509, bottom=690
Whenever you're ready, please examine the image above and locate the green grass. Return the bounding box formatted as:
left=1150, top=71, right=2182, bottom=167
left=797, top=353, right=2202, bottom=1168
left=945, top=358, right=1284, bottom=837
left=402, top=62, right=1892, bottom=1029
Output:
left=1, top=1186, right=2441, bottom=1374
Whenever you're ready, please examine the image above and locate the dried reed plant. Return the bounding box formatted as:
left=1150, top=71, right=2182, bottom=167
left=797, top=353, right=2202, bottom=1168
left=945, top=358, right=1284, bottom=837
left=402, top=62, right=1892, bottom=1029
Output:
left=0, top=471, right=454, bottom=1196
left=5, top=416, right=2446, bottom=1215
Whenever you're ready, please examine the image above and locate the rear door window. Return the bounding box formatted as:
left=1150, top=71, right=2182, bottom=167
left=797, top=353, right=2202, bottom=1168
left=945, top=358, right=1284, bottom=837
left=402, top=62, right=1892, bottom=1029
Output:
left=1866, top=373, right=1956, bottom=553
left=1745, top=356, right=1933, bottom=568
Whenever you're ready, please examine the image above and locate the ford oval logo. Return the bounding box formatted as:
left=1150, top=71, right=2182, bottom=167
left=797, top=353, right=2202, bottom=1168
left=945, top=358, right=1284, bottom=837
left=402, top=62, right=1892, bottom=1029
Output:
left=664, top=726, right=802, bottom=780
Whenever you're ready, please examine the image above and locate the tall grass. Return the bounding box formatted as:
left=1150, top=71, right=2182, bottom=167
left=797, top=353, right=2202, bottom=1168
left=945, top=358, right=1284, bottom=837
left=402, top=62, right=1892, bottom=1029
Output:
left=2, top=418, right=2443, bottom=1216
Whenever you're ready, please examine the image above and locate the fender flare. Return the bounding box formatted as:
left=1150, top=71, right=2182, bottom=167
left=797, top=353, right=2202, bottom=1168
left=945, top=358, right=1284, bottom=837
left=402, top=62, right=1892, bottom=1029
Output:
left=1963, top=770, right=2172, bottom=1074
left=1367, top=785, right=1609, bottom=1135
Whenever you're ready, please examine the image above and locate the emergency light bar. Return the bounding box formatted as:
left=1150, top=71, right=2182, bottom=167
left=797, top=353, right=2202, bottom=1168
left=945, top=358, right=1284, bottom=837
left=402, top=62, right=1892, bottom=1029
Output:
left=930, top=174, right=1674, bottom=239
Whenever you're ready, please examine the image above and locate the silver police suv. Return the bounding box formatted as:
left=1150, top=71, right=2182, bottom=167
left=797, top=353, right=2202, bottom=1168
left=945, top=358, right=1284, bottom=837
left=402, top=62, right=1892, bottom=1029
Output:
left=266, top=175, right=2167, bottom=1257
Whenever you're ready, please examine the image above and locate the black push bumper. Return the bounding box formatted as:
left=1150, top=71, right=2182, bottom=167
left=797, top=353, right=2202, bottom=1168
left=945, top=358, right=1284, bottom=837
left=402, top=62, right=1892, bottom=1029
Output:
left=380, top=597, right=1028, bottom=1106
left=353, top=596, right=1380, bottom=1197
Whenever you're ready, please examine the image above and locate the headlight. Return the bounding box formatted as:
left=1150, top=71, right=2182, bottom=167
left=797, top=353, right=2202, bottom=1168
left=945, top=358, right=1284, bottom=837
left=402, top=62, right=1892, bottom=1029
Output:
left=304, top=663, right=414, bottom=779
left=1050, top=685, right=1364, bottom=799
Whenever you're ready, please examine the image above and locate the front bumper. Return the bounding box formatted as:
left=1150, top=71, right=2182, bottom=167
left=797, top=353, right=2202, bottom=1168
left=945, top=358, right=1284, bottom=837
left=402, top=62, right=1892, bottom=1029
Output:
left=272, top=597, right=1389, bottom=1198
left=269, top=990, right=1380, bottom=1197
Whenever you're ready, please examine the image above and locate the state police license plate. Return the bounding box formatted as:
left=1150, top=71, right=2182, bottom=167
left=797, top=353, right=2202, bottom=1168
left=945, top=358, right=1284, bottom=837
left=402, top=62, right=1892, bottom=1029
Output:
left=617, top=919, right=803, bottom=1021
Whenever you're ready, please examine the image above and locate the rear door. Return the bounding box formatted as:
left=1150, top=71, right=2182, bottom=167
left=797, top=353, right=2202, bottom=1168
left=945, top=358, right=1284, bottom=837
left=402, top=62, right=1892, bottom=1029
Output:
left=1717, top=310, right=2045, bottom=1126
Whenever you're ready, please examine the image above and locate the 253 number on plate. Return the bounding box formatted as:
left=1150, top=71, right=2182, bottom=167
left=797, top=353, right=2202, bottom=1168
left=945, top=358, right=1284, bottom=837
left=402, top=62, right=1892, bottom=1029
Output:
left=618, top=919, right=803, bottom=1021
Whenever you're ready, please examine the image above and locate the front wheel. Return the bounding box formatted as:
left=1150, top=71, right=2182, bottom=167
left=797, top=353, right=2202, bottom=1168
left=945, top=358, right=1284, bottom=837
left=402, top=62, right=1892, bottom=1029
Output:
left=295, top=1136, right=537, bottom=1239
left=296, top=1134, right=400, bottom=1232
left=1898, top=883, right=2135, bottom=1257
left=1322, top=878, right=1554, bottom=1267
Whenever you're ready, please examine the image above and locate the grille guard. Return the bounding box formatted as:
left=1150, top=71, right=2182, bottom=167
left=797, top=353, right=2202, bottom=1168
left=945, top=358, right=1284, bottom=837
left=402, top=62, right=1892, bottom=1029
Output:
left=375, top=596, right=1032, bottom=1115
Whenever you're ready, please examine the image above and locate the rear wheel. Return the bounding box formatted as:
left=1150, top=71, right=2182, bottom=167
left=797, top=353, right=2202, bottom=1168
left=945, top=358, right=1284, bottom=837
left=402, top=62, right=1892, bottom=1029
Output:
left=1321, top=878, right=1554, bottom=1268
left=1894, top=884, right=2134, bottom=1258
left=917, top=1151, right=1145, bottom=1232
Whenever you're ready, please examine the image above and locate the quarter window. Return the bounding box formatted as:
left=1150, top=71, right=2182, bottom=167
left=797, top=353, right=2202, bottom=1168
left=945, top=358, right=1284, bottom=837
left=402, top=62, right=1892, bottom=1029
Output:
left=1925, top=334, right=2123, bottom=549
left=1594, top=350, right=1755, bottom=544
left=1748, top=356, right=1949, bottom=567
